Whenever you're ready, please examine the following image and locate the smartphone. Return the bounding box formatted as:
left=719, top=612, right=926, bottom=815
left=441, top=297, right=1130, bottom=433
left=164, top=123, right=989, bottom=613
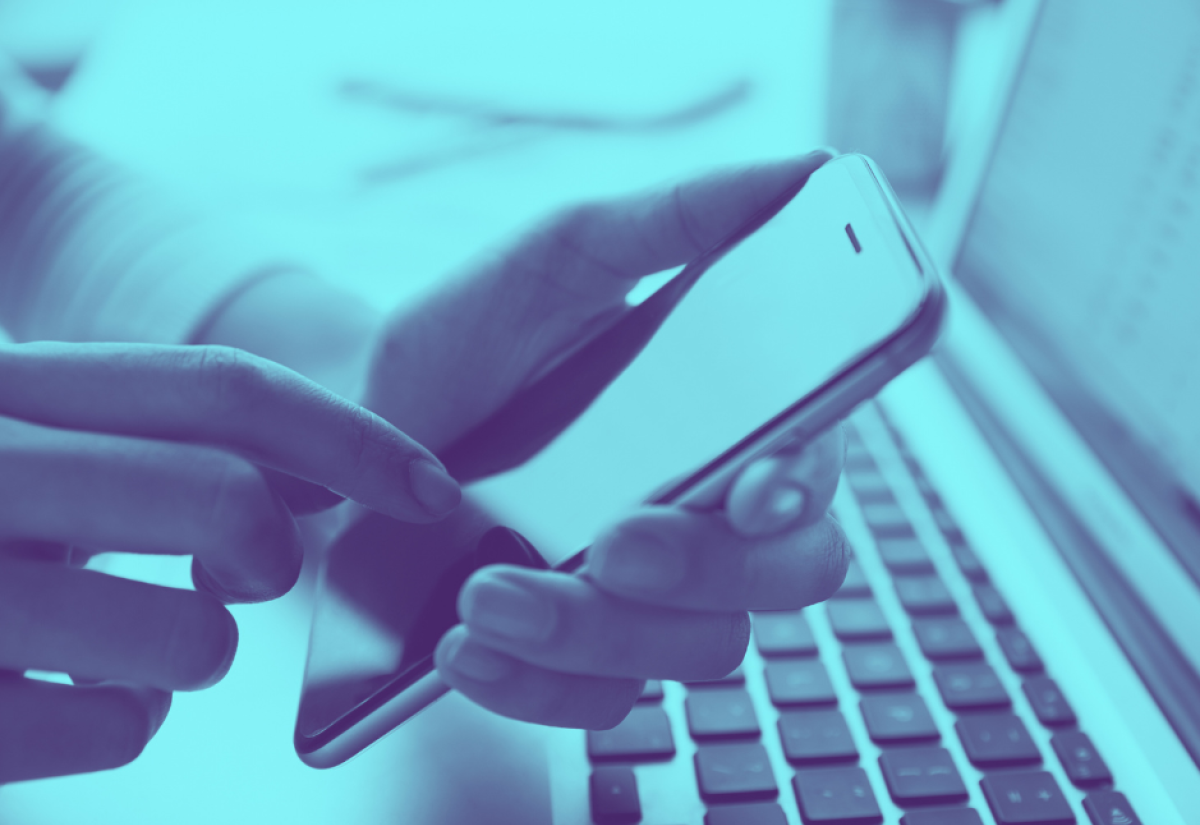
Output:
left=294, top=153, right=945, bottom=768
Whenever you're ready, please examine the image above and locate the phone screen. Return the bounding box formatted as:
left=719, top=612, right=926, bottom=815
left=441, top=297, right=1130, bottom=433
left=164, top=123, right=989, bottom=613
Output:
left=467, top=158, right=926, bottom=564
left=295, top=155, right=938, bottom=760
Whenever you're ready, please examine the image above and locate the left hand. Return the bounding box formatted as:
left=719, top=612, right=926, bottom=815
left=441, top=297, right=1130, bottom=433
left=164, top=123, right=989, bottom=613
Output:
left=366, top=151, right=849, bottom=728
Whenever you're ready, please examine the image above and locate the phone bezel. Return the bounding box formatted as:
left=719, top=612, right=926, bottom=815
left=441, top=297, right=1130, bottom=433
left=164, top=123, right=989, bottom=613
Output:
left=294, top=153, right=945, bottom=767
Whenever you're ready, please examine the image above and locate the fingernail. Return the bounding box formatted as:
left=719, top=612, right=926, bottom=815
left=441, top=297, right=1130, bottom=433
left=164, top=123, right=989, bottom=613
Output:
left=408, top=459, right=462, bottom=516
left=591, top=530, right=685, bottom=594
left=756, top=485, right=808, bottom=533
left=191, top=558, right=236, bottom=604
left=444, top=635, right=514, bottom=683
left=767, top=485, right=807, bottom=518
left=462, top=577, right=556, bottom=643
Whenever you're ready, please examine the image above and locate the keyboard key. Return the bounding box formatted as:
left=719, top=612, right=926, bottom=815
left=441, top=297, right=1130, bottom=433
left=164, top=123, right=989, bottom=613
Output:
left=932, top=508, right=959, bottom=535
left=860, top=694, right=939, bottom=743
left=587, top=706, right=676, bottom=762
left=996, top=628, right=1044, bottom=673
left=844, top=446, right=877, bottom=474
left=913, top=617, right=982, bottom=661
left=877, top=538, right=935, bottom=574
left=913, top=472, right=940, bottom=503
left=901, top=811, right=984, bottom=825
left=955, top=714, right=1041, bottom=767
left=843, top=643, right=915, bottom=689
left=934, top=663, right=1010, bottom=711
left=706, top=802, right=788, bottom=825
left=861, top=502, right=916, bottom=538
left=950, top=542, right=988, bottom=583
left=638, top=680, right=664, bottom=702
left=686, top=688, right=760, bottom=740
left=1023, top=677, right=1076, bottom=727
left=981, top=771, right=1073, bottom=825
left=833, top=559, right=872, bottom=599
left=793, top=767, right=883, bottom=824
left=765, top=659, right=837, bottom=706
left=846, top=472, right=894, bottom=504
left=1083, top=791, right=1143, bottom=825
left=590, top=766, right=641, bottom=824
left=694, top=742, right=778, bottom=802
left=879, top=747, right=968, bottom=806
left=778, top=709, right=858, bottom=764
left=828, top=599, right=892, bottom=641
left=895, top=576, right=958, bottom=615
left=754, top=611, right=817, bottom=657
left=973, top=583, right=1014, bottom=625
left=1051, top=731, right=1111, bottom=788
left=686, top=665, right=746, bottom=688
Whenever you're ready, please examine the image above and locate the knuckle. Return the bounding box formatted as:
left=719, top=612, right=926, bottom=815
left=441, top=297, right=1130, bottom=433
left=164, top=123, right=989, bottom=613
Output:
left=670, top=182, right=708, bottom=253
left=160, top=592, right=236, bottom=690
left=201, top=452, right=301, bottom=601
left=336, top=404, right=378, bottom=494
left=99, top=690, right=157, bottom=768
left=705, top=611, right=751, bottom=679
left=193, top=345, right=268, bottom=422
left=810, top=517, right=852, bottom=602
left=206, top=454, right=277, bottom=546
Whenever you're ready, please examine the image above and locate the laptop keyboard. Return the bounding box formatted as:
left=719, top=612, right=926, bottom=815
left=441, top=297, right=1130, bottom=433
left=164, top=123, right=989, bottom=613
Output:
left=583, top=405, right=1143, bottom=825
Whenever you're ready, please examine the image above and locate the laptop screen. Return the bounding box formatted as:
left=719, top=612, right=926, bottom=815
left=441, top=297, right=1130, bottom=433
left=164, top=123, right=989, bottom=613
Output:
left=954, top=0, right=1200, bottom=551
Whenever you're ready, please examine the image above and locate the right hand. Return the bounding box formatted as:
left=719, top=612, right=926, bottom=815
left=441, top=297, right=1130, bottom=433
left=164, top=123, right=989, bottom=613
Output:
left=0, top=341, right=461, bottom=784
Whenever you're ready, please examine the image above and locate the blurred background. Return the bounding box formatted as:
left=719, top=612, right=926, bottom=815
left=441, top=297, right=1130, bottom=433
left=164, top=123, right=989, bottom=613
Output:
left=0, top=0, right=1009, bottom=820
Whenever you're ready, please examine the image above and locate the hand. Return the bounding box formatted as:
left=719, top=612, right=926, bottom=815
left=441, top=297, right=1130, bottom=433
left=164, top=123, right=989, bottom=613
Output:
left=359, top=149, right=848, bottom=727
left=0, top=343, right=461, bottom=783
left=437, top=430, right=847, bottom=727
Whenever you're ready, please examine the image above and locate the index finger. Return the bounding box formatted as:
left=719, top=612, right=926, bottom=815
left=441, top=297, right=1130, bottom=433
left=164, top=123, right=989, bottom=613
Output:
left=502, top=150, right=835, bottom=309
left=0, top=343, right=461, bottom=521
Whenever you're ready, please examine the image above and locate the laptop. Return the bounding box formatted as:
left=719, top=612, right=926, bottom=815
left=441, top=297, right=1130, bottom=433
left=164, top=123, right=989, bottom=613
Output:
left=504, top=0, right=1200, bottom=822
left=2, top=0, right=1198, bottom=822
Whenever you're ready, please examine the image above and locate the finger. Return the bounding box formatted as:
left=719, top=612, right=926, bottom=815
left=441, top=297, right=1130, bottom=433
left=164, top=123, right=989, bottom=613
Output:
left=260, top=467, right=346, bottom=516
left=0, top=559, right=237, bottom=691
left=586, top=507, right=850, bottom=611
left=366, top=152, right=834, bottom=454
left=0, top=538, right=73, bottom=565
left=503, top=150, right=835, bottom=309
left=435, top=626, right=641, bottom=730
left=0, top=676, right=171, bottom=784
left=457, top=566, right=749, bottom=681
left=0, top=342, right=461, bottom=521
left=0, top=416, right=303, bottom=602
left=725, top=424, right=845, bottom=537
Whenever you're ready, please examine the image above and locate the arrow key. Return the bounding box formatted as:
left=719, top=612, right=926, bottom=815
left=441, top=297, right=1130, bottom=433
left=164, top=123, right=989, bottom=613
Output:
left=981, top=771, right=1074, bottom=825
left=1051, top=730, right=1112, bottom=788
left=793, top=767, right=883, bottom=824
left=590, top=766, right=641, bottom=824
left=1083, top=790, right=1142, bottom=825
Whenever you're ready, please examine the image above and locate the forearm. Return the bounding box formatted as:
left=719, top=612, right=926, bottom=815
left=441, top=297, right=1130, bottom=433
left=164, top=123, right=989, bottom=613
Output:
left=0, top=58, right=382, bottom=399
left=0, top=58, right=311, bottom=347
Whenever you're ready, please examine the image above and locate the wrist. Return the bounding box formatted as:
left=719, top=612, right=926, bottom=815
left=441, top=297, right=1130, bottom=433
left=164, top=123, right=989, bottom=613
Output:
left=192, top=269, right=384, bottom=401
